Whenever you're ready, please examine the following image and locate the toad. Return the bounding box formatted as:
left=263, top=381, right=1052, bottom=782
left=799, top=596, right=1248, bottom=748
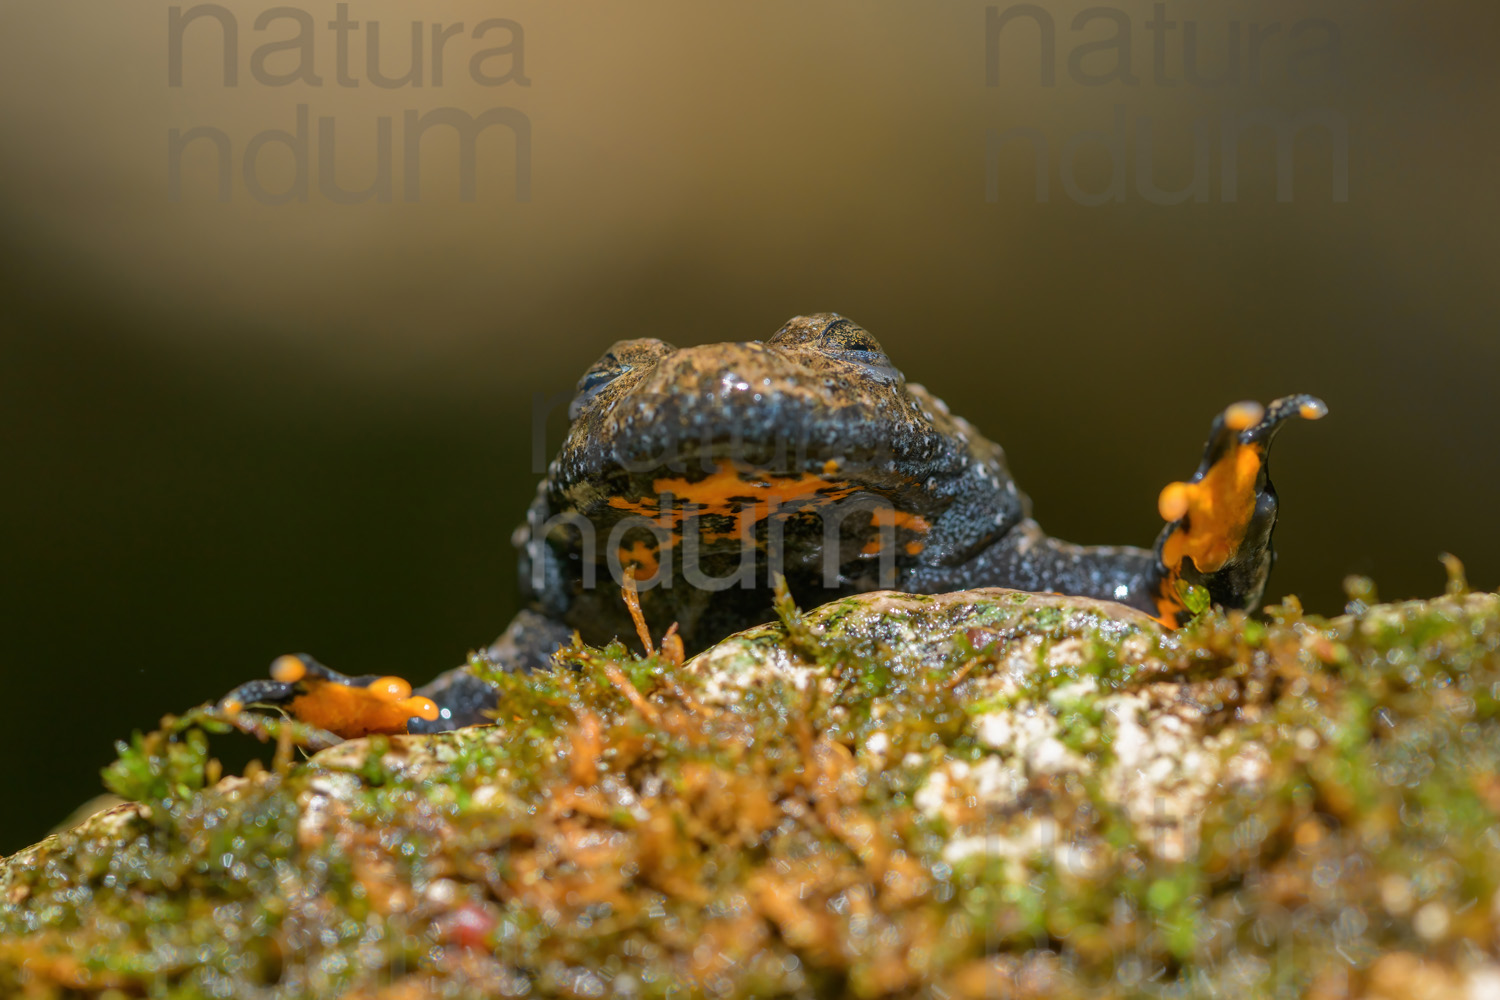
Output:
left=222, top=313, right=1324, bottom=736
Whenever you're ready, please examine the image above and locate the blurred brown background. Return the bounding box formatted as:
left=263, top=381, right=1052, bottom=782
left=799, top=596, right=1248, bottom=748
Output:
left=2, top=0, right=1496, bottom=853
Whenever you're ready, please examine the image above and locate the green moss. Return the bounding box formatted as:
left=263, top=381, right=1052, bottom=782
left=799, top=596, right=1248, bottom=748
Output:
left=5, top=584, right=1500, bottom=998
left=101, top=725, right=216, bottom=808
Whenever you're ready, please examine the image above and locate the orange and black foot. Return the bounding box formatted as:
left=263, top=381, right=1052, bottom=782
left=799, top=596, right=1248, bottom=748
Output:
left=219, top=654, right=438, bottom=741
left=218, top=611, right=572, bottom=739
left=1151, top=394, right=1327, bottom=627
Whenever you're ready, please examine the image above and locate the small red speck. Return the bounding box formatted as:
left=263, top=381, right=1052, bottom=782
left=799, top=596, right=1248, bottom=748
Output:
left=446, top=904, right=497, bottom=950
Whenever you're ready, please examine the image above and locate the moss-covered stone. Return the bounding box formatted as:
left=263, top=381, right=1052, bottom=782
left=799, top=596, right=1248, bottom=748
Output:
left=4, top=581, right=1500, bottom=999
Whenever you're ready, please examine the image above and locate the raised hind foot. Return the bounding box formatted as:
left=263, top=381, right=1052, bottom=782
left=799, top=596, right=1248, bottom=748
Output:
left=1151, top=394, right=1327, bottom=626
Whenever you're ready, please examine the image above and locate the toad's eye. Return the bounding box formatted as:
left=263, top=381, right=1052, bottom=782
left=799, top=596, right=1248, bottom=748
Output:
left=569, top=359, right=631, bottom=419
left=567, top=337, right=676, bottom=421
left=579, top=366, right=623, bottom=394
left=818, top=319, right=901, bottom=383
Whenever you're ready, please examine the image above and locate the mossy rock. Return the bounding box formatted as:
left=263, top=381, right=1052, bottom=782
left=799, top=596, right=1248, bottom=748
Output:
left=4, top=584, right=1500, bottom=999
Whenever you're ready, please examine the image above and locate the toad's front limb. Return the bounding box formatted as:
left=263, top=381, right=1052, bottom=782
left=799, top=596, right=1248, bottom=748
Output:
left=219, top=654, right=439, bottom=739
left=219, top=612, right=571, bottom=737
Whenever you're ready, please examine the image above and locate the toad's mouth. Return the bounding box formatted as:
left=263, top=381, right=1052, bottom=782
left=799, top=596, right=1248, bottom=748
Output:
left=557, top=448, right=947, bottom=586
